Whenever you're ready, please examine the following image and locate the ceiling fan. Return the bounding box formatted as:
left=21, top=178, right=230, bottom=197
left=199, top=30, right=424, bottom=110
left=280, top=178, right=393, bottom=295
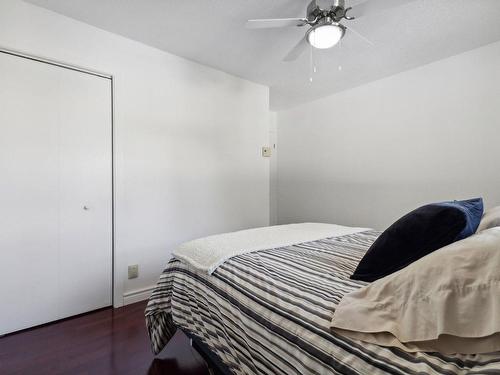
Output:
left=246, top=0, right=411, bottom=61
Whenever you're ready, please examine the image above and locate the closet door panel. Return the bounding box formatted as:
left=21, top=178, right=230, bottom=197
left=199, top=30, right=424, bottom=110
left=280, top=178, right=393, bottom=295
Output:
left=0, top=54, right=61, bottom=334
left=57, top=68, right=112, bottom=318
left=0, top=52, right=112, bottom=334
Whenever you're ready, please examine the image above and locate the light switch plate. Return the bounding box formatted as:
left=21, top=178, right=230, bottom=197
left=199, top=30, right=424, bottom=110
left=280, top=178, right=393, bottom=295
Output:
left=262, top=146, right=271, bottom=157
left=128, top=264, right=139, bottom=279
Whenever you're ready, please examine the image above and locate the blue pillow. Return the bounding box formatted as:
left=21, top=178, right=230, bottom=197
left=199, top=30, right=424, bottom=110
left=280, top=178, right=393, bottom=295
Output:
left=437, top=198, right=484, bottom=240
left=351, top=198, right=483, bottom=282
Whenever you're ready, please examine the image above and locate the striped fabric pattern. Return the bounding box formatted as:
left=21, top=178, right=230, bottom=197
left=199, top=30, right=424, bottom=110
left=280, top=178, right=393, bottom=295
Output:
left=145, top=230, right=500, bottom=374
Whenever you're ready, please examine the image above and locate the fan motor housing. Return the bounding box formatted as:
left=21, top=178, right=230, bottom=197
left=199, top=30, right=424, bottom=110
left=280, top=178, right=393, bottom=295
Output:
left=307, top=0, right=347, bottom=24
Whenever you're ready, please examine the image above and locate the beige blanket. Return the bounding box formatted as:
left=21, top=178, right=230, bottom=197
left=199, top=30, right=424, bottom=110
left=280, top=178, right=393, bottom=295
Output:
left=331, top=228, right=500, bottom=354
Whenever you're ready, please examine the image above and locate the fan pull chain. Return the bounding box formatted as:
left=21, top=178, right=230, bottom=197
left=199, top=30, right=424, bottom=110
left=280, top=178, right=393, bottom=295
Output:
left=309, top=43, right=317, bottom=83
left=338, top=39, right=343, bottom=71
left=310, top=43, right=313, bottom=82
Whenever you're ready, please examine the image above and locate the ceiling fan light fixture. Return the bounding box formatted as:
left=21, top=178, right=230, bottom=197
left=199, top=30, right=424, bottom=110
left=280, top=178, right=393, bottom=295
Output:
left=307, top=23, right=345, bottom=49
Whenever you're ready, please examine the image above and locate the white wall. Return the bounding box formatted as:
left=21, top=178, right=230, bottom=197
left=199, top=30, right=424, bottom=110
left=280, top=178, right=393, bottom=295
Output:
left=276, top=41, right=500, bottom=230
left=0, top=0, right=270, bottom=305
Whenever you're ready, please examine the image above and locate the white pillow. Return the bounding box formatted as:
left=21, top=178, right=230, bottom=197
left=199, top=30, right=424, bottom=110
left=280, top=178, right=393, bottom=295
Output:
left=477, top=206, right=500, bottom=232
left=331, top=228, right=500, bottom=354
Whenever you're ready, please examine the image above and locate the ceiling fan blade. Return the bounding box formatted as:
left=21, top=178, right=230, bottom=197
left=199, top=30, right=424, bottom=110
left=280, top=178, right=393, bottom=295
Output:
left=348, top=0, right=418, bottom=19
left=283, top=36, right=309, bottom=62
left=345, top=24, right=374, bottom=46
left=246, top=18, right=308, bottom=29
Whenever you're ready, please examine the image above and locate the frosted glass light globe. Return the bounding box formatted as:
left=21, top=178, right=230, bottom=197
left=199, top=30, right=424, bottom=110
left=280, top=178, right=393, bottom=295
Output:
left=307, top=24, right=344, bottom=49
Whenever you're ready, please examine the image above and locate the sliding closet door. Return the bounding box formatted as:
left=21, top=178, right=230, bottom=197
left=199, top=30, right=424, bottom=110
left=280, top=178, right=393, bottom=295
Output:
left=0, top=52, right=112, bottom=335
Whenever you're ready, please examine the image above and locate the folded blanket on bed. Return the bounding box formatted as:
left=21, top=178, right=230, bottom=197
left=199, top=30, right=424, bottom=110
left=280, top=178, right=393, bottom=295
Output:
left=173, top=223, right=368, bottom=274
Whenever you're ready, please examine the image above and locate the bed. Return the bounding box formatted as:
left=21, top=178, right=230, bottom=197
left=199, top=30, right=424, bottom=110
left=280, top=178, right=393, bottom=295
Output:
left=145, top=229, right=500, bottom=374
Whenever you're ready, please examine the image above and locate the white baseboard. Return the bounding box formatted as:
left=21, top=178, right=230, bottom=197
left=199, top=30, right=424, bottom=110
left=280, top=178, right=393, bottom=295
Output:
left=123, top=285, right=155, bottom=306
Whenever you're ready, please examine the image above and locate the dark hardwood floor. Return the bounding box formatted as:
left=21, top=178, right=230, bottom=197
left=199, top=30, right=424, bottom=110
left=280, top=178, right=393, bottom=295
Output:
left=0, top=301, right=209, bottom=375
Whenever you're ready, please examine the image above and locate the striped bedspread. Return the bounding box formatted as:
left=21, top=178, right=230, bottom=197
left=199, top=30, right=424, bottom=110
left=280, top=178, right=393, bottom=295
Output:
left=145, top=230, right=500, bottom=374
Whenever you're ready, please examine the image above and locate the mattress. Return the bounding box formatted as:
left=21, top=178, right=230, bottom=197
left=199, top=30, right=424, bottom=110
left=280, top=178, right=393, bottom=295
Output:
left=145, top=230, right=500, bottom=374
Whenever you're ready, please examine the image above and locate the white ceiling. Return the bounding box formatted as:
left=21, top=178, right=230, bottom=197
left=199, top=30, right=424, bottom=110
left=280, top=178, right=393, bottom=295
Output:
left=24, top=0, right=500, bottom=110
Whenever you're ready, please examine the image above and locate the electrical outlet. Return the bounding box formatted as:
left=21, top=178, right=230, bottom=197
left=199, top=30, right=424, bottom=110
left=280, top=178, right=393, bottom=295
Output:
left=128, top=265, right=139, bottom=279
left=262, top=146, right=271, bottom=157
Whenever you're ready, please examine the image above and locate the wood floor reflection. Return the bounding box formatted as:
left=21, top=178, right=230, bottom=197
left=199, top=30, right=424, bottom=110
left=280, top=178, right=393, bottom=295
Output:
left=0, top=301, right=209, bottom=375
